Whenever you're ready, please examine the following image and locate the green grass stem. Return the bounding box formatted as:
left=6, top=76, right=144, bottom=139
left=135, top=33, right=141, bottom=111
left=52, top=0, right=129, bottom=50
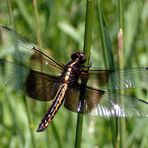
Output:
left=6, top=1, right=36, bottom=148
left=118, top=1, right=126, bottom=148
left=97, top=1, right=117, bottom=147
left=75, top=0, right=94, bottom=148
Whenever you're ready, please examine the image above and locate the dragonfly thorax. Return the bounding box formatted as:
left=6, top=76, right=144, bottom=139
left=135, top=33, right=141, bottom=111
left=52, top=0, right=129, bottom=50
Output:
left=61, top=53, right=85, bottom=85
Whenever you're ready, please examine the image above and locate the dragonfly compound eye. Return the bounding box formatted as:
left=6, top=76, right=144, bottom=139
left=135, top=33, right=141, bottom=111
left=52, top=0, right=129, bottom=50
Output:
left=71, top=52, right=86, bottom=63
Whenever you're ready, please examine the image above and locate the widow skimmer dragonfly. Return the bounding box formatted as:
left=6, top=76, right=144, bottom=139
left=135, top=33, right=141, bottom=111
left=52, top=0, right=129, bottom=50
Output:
left=0, top=25, right=148, bottom=132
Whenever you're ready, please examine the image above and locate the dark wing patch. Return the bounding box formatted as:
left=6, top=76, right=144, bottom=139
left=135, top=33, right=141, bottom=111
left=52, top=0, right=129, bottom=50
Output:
left=0, top=60, right=60, bottom=101
left=25, top=70, right=60, bottom=101
left=64, top=84, right=148, bottom=117
left=64, top=84, right=105, bottom=113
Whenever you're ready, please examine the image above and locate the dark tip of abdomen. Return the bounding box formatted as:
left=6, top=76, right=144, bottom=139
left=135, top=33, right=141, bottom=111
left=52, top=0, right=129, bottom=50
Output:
left=36, top=124, right=46, bottom=132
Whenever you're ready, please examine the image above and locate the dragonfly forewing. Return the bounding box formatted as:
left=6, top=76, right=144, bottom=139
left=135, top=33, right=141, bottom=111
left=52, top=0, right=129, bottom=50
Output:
left=0, top=25, right=64, bottom=76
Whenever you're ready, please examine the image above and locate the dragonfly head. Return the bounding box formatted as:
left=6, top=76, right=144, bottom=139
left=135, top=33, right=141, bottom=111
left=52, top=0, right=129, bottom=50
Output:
left=71, top=52, right=86, bottom=64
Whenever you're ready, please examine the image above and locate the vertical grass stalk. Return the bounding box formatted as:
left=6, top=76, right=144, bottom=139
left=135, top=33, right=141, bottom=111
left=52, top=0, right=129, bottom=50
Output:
left=7, top=0, right=14, bottom=25
left=6, top=0, right=36, bottom=147
left=118, top=0, right=125, bottom=147
left=32, top=0, right=42, bottom=47
left=97, top=0, right=116, bottom=147
left=75, top=0, right=94, bottom=148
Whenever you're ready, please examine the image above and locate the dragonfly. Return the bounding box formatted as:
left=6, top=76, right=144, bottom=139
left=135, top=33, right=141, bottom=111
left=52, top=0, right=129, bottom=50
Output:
left=0, top=25, right=148, bottom=132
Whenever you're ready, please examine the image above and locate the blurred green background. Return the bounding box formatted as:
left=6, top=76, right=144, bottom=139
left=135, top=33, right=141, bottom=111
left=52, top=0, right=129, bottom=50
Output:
left=0, top=0, right=148, bottom=148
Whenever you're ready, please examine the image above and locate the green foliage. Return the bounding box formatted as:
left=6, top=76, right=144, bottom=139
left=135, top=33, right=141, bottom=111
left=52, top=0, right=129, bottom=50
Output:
left=0, top=0, right=147, bottom=148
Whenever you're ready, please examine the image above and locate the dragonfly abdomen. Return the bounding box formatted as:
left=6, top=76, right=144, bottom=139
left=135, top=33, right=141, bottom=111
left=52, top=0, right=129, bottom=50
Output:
left=37, top=83, right=68, bottom=132
left=36, top=53, right=85, bottom=132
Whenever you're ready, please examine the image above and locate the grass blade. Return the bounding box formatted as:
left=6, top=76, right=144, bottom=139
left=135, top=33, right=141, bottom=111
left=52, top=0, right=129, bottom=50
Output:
left=75, top=0, right=94, bottom=148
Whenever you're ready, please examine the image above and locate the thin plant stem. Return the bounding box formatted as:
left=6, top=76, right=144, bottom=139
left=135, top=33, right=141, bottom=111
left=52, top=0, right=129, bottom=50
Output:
left=51, top=122, right=63, bottom=148
left=7, top=1, right=36, bottom=147
left=14, top=0, right=33, bottom=30
left=118, top=0, right=123, bottom=29
left=32, top=1, right=56, bottom=147
left=32, top=0, right=42, bottom=48
left=97, top=1, right=117, bottom=147
left=7, top=0, right=14, bottom=25
left=117, top=29, right=126, bottom=148
left=75, top=0, right=94, bottom=148
left=83, top=0, right=94, bottom=63
left=118, top=0, right=125, bottom=147
left=23, top=95, right=36, bottom=148
left=97, top=0, right=114, bottom=68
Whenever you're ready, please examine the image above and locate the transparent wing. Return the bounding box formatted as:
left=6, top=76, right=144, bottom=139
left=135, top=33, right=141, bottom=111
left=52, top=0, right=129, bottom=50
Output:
left=0, top=60, right=60, bottom=101
left=81, top=68, right=148, bottom=90
left=64, top=85, right=148, bottom=117
left=0, top=25, right=64, bottom=75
